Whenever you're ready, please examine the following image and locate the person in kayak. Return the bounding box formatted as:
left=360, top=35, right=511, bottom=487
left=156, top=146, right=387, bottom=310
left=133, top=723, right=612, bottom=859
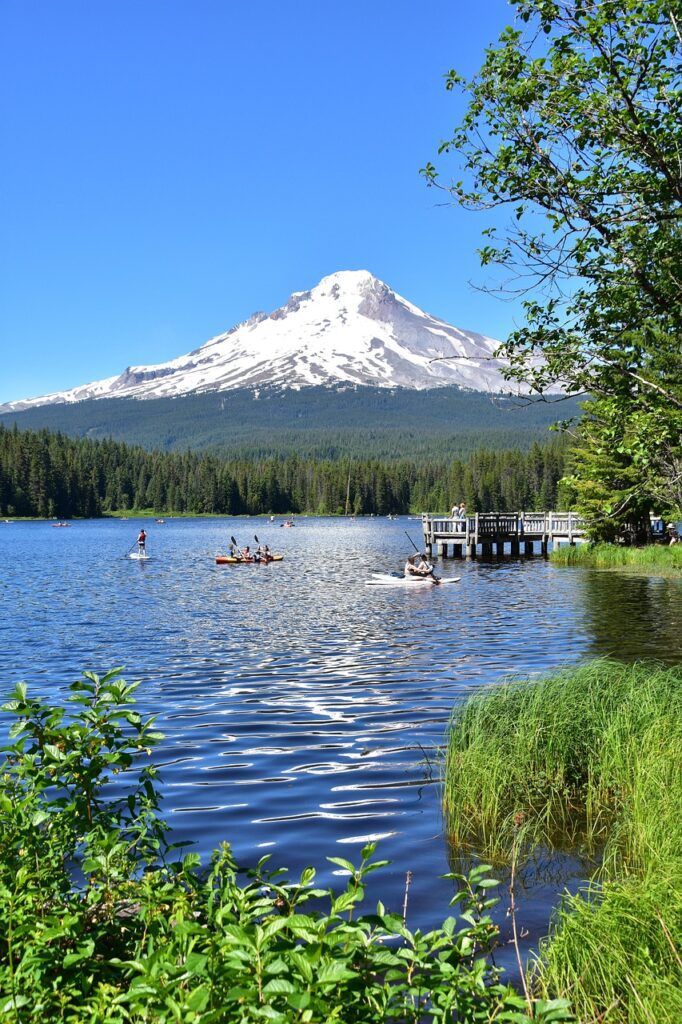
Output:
left=404, top=552, right=439, bottom=582
left=256, top=543, right=272, bottom=562
left=242, top=545, right=253, bottom=561
left=137, top=528, right=147, bottom=553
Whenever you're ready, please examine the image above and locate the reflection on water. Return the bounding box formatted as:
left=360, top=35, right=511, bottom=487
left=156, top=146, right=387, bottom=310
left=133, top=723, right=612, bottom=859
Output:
left=574, top=569, right=682, bottom=662
left=1, top=517, right=680, bottom=964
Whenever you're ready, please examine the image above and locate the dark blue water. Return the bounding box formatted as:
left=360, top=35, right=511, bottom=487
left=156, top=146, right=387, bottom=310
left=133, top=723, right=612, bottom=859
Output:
left=1, top=517, right=680, bottom=967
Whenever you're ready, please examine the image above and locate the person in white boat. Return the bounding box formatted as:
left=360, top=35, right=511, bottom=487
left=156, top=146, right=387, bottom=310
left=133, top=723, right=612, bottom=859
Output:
left=404, top=552, right=439, bottom=582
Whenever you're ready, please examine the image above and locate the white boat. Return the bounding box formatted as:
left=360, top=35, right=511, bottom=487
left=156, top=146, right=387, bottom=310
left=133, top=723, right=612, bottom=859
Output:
left=366, top=572, right=460, bottom=588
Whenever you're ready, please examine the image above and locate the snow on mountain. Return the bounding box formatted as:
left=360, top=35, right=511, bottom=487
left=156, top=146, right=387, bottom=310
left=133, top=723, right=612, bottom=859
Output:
left=2, top=271, right=519, bottom=412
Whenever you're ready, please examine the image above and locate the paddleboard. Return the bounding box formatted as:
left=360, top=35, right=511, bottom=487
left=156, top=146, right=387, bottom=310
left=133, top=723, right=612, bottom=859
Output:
left=366, top=572, right=460, bottom=587
left=128, top=552, right=151, bottom=560
left=215, top=554, right=284, bottom=564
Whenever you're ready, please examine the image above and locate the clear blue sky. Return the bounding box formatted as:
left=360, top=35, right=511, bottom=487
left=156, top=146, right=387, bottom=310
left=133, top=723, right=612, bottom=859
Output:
left=1, top=0, right=520, bottom=404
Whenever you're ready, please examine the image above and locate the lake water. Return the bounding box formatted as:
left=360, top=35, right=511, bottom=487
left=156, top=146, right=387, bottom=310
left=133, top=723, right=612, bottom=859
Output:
left=1, top=516, right=681, bottom=972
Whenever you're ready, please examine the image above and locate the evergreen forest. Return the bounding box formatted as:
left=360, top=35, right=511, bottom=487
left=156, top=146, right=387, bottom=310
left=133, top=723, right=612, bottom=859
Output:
left=0, top=385, right=579, bottom=461
left=0, top=424, right=567, bottom=519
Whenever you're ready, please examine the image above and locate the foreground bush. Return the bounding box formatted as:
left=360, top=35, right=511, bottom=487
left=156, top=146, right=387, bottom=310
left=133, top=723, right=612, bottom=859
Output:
left=0, top=670, right=570, bottom=1023
left=444, top=661, right=682, bottom=1023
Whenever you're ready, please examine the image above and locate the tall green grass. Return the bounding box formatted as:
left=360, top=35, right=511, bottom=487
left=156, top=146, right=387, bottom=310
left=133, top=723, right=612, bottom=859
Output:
left=551, top=542, right=682, bottom=573
left=444, top=661, right=682, bottom=860
left=444, top=661, right=682, bottom=1022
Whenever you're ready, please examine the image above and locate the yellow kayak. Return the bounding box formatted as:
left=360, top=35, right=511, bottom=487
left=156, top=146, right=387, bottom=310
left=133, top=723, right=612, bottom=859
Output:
left=215, top=554, right=284, bottom=564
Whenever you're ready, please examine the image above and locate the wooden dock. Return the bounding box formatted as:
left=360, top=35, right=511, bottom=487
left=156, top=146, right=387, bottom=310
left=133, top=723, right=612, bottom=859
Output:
left=421, top=511, right=587, bottom=559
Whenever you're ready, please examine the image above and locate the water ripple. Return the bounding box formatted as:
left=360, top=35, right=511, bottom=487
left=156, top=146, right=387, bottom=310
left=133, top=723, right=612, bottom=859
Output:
left=1, top=516, right=680, bottom=941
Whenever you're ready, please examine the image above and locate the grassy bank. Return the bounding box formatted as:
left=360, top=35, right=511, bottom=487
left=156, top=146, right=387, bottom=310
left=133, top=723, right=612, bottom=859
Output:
left=444, top=661, right=682, bottom=1022
left=551, top=542, right=682, bottom=574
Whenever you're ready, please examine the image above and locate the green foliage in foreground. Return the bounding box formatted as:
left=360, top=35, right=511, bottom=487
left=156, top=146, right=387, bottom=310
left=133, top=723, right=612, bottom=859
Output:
left=551, top=542, right=682, bottom=574
left=0, top=671, right=571, bottom=1023
left=444, top=661, right=682, bottom=1023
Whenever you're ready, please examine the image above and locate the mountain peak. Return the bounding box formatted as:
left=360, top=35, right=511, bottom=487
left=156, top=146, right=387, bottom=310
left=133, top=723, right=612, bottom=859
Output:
left=0, top=271, right=517, bottom=412
left=316, top=268, right=379, bottom=290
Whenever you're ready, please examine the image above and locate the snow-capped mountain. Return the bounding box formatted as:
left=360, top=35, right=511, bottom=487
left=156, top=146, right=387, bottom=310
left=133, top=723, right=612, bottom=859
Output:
left=2, top=271, right=517, bottom=412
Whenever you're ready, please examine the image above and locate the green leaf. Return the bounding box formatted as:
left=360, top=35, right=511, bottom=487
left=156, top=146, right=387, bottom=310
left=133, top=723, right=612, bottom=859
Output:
left=63, top=940, right=95, bottom=967
left=331, top=890, right=361, bottom=914
left=287, top=991, right=311, bottom=1011
left=0, top=996, right=31, bottom=1013
left=326, top=856, right=356, bottom=874
left=44, top=743, right=66, bottom=761
left=263, top=978, right=296, bottom=994
left=184, top=952, right=208, bottom=975
left=315, top=961, right=356, bottom=985
left=186, top=984, right=210, bottom=1012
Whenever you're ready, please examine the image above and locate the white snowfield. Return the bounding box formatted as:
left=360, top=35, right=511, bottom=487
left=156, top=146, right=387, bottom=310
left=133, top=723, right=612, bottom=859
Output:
left=2, top=270, right=522, bottom=412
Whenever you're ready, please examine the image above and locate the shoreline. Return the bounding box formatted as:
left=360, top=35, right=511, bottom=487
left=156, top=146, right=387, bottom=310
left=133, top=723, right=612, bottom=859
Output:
left=444, top=661, right=682, bottom=1022
left=551, top=541, right=681, bottom=576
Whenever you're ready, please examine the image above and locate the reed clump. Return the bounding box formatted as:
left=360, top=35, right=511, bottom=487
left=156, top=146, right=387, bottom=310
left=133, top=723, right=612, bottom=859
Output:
left=551, top=542, right=682, bottom=573
left=444, top=660, right=682, bottom=1022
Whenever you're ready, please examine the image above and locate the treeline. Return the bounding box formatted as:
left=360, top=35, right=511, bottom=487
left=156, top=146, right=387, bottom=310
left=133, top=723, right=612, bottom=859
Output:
left=0, top=424, right=567, bottom=518
left=0, top=386, right=581, bottom=461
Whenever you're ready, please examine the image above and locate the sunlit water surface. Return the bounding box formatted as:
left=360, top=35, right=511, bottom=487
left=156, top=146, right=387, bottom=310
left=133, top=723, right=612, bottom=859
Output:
left=2, top=517, right=680, bottom=972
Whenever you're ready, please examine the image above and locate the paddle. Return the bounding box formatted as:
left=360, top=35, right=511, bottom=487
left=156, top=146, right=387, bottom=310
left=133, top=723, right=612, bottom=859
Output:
left=230, top=535, right=243, bottom=559
left=123, top=539, right=138, bottom=558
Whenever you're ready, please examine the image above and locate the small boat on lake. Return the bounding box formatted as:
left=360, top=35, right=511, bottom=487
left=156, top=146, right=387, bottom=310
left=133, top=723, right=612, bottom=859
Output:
left=366, top=572, right=460, bottom=588
left=216, top=554, right=284, bottom=564
left=52, top=522, right=70, bottom=528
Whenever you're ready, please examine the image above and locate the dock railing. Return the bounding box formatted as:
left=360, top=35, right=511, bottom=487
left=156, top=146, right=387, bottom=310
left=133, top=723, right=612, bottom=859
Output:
left=421, top=511, right=587, bottom=557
